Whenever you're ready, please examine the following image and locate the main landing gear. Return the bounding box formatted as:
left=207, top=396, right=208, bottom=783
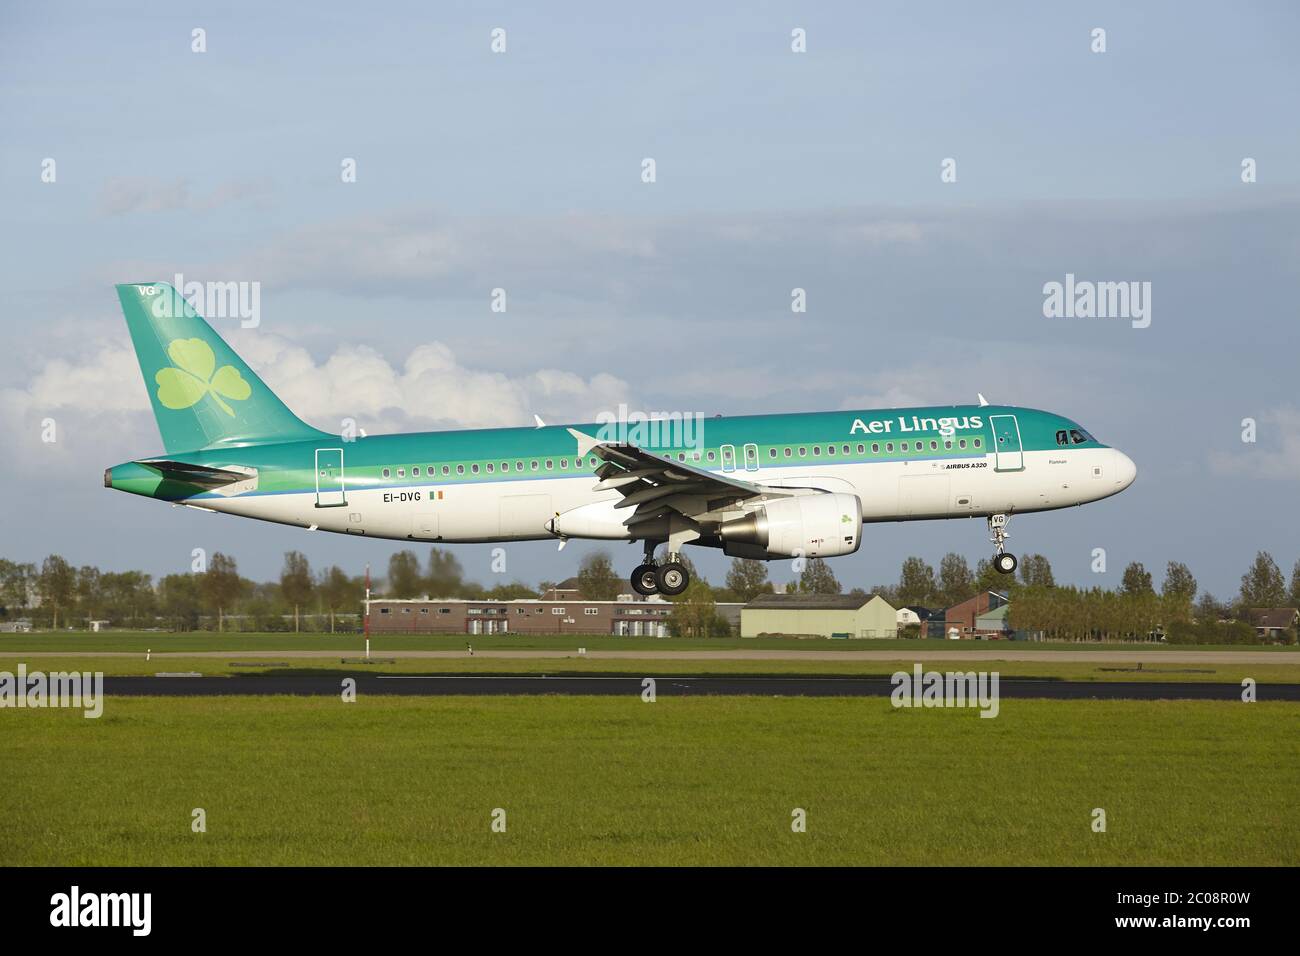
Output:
left=629, top=542, right=690, bottom=597
left=988, top=514, right=1018, bottom=575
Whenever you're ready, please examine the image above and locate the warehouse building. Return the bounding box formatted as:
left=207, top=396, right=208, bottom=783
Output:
left=944, top=590, right=1009, bottom=639
left=368, top=596, right=744, bottom=637
left=741, top=592, right=897, bottom=639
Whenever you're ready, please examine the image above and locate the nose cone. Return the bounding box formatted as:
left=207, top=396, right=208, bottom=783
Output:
left=1112, top=449, right=1137, bottom=490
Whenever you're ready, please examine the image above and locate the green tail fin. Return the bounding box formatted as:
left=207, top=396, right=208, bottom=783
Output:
left=116, top=282, right=330, bottom=453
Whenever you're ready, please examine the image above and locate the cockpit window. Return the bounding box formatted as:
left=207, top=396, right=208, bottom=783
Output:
left=1056, top=430, right=1069, bottom=446
left=1070, top=429, right=1092, bottom=444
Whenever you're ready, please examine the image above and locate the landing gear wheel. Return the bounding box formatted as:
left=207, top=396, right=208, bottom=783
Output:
left=631, top=564, right=659, bottom=596
left=994, top=552, right=1018, bottom=575
left=655, top=561, right=690, bottom=596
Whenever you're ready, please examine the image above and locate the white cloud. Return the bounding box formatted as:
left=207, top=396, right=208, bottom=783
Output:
left=0, top=333, right=634, bottom=478
left=98, top=177, right=272, bottom=217
left=1210, top=406, right=1300, bottom=480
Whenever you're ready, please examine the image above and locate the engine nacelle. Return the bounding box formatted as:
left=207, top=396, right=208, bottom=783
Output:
left=719, top=493, right=862, bottom=559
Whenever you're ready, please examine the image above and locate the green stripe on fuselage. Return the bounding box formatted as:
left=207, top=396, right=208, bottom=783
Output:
left=109, top=405, right=1106, bottom=500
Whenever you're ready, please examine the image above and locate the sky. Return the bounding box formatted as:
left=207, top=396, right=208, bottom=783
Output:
left=1, top=1, right=1298, bottom=599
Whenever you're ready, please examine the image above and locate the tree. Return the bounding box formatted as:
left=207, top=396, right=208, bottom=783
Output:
left=576, top=550, right=622, bottom=601
left=426, top=548, right=465, bottom=597
left=667, top=580, right=728, bottom=637
left=1161, top=561, right=1197, bottom=604
left=318, top=565, right=358, bottom=633
left=1195, top=591, right=1228, bottom=625
left=202, top=552, right=243, bottom=632
left=158, top=573, right=202, bottom=631
left=37, top=554, right=76, bottom=629
left=388, top=550, right=424, bottom=598
left=280, top=551, right=314, bottom=632
left=1290, top=559, right=1300, bottom=609
left=1120, top=561, right=1154, bottom=596
left=972, top=559, right=1003, bottom=598
left=938, top=552, right=973, bottom=606
left=1240, top=551, right=1286, bottom=607
left=0, top=559, right=35, bottom=618
left=799, top=558, right=841, bottom=595
left=725, top=558, right=772, bottom=602
left=898, top=557, right=937, bottom=607
left=1018, top=553, right=1055, bottom=588
left=485, top=582, right=540, bottom=600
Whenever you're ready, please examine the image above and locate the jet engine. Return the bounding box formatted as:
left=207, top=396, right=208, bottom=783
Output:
left=719, top=493, right=862, bottom=559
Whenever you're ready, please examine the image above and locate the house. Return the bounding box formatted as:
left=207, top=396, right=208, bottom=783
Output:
left=1249, top=608, right=1299, bottom=641
left=742, top=592, right=897, bottom=639
left=945, top=591, right=1009, bottom=639
left=540, top=577, right=583, bottom=602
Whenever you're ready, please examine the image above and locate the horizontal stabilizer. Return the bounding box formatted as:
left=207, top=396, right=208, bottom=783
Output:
left=136, top=459, right=255, bottom=490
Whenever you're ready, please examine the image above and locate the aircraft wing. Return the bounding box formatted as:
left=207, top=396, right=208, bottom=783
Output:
left=567, top=428, right=787, bottom=530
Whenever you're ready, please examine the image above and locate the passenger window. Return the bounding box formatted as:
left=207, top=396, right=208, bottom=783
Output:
left=974, top=438, right=982, bottom=448
left=798, top=447, right=806, bottom=457
left=813, top=446, right=821, bottom=456
left=397, top=468, right=405, bottom=478
left=471, top=464, right=479, bottom=474
left=784, top=448, right=792, bottom=457
left=530, top=461, right=539, bottom=471
left=707, top=451, right=716, bottom=461
left=382, top=468, right=391, bottom=478
left=871, top=443, right=879, bottom=453
left=517, top=461, right=524, bottom=471
left=501, top=462, right=509, bottom=472
left=560, top=459, right=568, bottom=469
left=857, top=444, right=865, bottom=454
left=441, top=465, right=450, bottom=476
left=886, top=443, right=894, bottom=452
left=486, top=463, right=494, bottom=473
left=930, top=440, right=938, bottom=450
left=456, top=465, right=464, bottom=475
left=901, top=442, right=908, bottom=452
left=545, top=459, right=553, bottom=470
left=769, top=449, right=777, bottom=459
left=412, top=467, right=420, bottom=477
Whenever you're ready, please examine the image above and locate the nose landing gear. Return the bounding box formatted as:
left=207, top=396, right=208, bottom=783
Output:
left=989, top=514, right=1017, bottom=575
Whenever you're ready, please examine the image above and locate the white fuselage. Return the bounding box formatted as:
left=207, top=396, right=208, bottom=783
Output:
left=186, top=445, right=1133, bottom=544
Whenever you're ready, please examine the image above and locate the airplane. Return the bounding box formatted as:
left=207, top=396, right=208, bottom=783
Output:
left=105, top=282, right=1137, bottom=596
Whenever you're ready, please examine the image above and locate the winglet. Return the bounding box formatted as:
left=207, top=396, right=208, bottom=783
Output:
left=533, top=414, right=546, bottom=428
left=977, top=393, right=990, bottom=407
left=567, top=427, right=605, bottom=459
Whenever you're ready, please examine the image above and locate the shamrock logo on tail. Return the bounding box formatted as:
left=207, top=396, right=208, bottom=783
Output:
left=155, top=338, right=251, bottom=417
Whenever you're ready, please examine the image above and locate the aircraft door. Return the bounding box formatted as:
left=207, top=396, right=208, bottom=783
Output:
left=720, top=444, right=736, bottom=473
left=989, top=415, right=1024, bottom=472
left=742, top=443, right=760, bottom=472
left=315, top=448, right=347, bottom=507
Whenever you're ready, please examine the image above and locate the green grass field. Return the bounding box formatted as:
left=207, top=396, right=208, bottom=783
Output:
left=4, top=630, right=1297, bottom=654
left=2, top=695, right=1295, bottom=866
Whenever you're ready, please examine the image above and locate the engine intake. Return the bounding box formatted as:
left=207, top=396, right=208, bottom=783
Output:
left=720, top=493, right=862, bottom=559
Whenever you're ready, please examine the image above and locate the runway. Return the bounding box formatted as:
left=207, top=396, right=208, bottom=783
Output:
left=97, top=673, right=1300, bottom=701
